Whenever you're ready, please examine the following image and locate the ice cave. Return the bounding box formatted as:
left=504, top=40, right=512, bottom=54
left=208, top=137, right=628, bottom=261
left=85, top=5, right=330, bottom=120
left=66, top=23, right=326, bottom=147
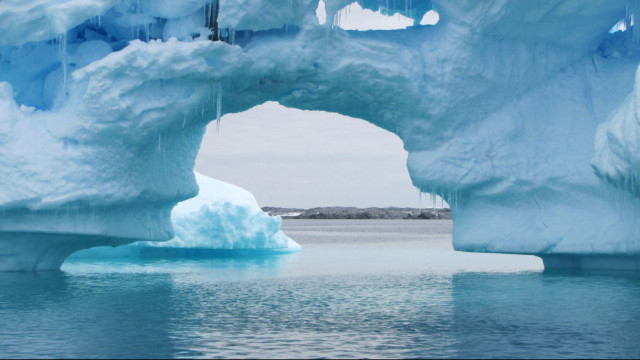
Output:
left=2, top=0, right=640, bottom=270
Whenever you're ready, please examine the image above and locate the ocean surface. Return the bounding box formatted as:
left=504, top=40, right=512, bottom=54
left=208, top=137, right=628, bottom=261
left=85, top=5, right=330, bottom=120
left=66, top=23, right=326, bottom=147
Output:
left=1, top=219, right=639, bottom=358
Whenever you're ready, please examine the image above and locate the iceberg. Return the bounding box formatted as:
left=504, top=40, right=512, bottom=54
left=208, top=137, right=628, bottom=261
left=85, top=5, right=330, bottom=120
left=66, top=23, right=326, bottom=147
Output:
left=1, top=0, right=640, bottom=270
left=72, top=172, right=300, bottom=258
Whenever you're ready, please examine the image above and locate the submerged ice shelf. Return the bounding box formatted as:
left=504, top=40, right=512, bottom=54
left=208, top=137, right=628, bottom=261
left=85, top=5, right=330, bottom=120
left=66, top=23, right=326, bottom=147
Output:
left=2, top=0, right=640, bottom=270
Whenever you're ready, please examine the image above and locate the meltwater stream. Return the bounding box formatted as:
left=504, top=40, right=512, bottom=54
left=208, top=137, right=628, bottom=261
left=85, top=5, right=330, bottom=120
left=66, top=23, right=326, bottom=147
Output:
left=1, top=220, right=639, bottom=358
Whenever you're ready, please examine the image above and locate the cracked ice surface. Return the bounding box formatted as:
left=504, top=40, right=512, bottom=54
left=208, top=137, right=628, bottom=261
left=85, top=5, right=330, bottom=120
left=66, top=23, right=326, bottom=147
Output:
left=2, top=0, right=640, bottom=270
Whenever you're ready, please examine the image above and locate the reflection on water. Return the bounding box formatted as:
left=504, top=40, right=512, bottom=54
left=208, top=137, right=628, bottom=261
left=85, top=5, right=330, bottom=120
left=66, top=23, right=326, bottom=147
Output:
left=0, top=220, right=639, bottom=358
left=0, top=271, right=179, bottom=358
left=451, top=272, right=640, bottom=359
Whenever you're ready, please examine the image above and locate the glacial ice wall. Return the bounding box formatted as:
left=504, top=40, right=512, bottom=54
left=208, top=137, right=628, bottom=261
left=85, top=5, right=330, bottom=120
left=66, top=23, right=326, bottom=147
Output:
left=593, top=65, right=640, bottom=193
left=72, top=172, right=300, bottom=258
left=2, top=0, right=640, bottom=270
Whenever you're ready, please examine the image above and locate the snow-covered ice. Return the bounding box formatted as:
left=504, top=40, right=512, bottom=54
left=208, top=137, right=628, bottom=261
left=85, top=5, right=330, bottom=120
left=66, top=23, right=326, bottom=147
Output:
left=2, top=0, right=640, bottom=270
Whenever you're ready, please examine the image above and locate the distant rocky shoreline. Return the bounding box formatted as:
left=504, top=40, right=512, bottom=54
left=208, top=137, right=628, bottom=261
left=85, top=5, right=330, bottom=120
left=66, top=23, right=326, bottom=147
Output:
left=262, top=206, right=451, bottom=220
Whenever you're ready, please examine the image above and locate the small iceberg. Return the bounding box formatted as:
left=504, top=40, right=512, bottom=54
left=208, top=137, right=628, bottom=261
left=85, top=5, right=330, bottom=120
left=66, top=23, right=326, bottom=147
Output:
left=72, top=172, right=300, bottom=258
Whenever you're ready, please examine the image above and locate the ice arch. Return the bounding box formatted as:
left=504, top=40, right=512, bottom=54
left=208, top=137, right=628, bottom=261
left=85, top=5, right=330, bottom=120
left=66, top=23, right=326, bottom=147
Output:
left=1, top=0, right=640, bottom=270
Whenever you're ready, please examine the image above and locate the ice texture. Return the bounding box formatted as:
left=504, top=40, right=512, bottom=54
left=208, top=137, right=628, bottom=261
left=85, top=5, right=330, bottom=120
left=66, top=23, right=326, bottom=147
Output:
left=72, top=172, right=299, bottom=258
left=2, top=0, right=640, bottom=270
left=593, top=65, right=640, bottom=194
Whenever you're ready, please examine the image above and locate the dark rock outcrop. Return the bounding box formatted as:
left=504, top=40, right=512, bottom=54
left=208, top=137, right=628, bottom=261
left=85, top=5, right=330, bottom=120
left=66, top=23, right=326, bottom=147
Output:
left=261, top=206, right=451, bottom=220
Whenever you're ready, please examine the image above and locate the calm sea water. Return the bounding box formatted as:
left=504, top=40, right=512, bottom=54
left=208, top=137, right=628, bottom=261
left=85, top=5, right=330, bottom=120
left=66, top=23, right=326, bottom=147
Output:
left=1, top=219, right=639, bottom=358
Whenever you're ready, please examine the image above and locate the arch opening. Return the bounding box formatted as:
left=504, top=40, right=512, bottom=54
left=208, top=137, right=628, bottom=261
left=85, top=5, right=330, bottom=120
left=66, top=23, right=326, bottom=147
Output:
left=419, top=10, right=440, bottom=26
left=332, top=2, right=415, bottom=31
left=194, top=101, right=449, bottom=214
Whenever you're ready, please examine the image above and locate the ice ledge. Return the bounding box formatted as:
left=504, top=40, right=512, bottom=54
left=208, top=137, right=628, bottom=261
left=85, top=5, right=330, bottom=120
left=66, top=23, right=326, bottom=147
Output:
left=541, top=255, right=640, bottom=271
left=0, top=203, right=174, bottom=240
left=0, top=232, right=131, bottom=272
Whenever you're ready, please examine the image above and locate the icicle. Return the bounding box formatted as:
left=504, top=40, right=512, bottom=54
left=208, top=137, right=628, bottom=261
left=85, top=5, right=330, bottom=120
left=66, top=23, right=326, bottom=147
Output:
left=333, top=4, right=341, bottom=28
left=59, top=33, right=68, bottom=96
left=203, top=0, right=208, bottom=26
left=145, top=15, right=151, bottom=42
left=157, top=134, right=162, bottom=152
left=136, top=0, right=142, bottom=39
left=215, top=82, right=222, bottom=132
left=182, top=115, right=187, bottom=129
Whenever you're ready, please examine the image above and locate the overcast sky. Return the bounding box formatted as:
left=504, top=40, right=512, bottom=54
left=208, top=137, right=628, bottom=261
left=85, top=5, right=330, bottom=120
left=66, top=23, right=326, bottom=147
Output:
left=195, top=5, right=443, bottom=209
left=195, top=102, right=444, bottom=208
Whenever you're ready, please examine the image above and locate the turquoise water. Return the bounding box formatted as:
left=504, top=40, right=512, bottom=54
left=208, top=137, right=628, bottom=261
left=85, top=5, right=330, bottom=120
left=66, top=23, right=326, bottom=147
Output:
left=1, top=220, right=640, bottom=358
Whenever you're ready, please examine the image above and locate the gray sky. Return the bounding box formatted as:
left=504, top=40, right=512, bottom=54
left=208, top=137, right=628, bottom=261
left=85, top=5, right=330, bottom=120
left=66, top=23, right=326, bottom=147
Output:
left=195, top=102, right=443, bottom=208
